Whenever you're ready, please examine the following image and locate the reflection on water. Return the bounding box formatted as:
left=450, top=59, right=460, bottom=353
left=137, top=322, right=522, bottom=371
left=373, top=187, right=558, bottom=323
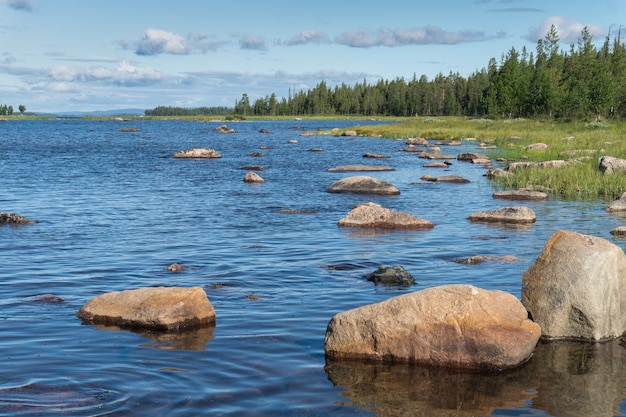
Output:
left=91, top=324, right=215, bottom=351
left=326, top=339, right=626, bottom=417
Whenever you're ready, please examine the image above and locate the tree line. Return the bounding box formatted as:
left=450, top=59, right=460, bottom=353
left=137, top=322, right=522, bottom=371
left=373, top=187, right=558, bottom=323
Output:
left=233, top=25, right=625, bottom=120
left=146, top=25, right=625, bottom=121
left=0, top=104, right=26, bottom=116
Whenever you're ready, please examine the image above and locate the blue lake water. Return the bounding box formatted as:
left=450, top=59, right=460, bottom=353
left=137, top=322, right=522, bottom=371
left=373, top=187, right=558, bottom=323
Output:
left=1, top=119, right=626, bottom=416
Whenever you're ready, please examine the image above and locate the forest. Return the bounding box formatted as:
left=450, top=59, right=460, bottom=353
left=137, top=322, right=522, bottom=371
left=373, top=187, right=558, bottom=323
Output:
left=147, top=26, right=626, bottom=120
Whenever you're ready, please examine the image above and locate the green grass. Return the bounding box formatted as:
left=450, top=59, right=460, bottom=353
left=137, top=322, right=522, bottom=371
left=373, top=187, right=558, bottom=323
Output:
left=338, top=116, right=626, bottom=202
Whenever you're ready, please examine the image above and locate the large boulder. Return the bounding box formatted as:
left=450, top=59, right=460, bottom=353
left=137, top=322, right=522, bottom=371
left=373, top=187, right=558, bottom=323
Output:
left=468, top=207, right=536, bottom=224
left=327, top=176, right=400, bottom=195
left=0, top=212, right=36, bottom=225
left=522, top=230, right=626, bottom=341
left=599, top=156, right=626, bottom=175
left=338, top=202, right=434, bottom=230
left=77, top=286, right=216, bottom=331
left=325, top=284, right=541, bottom=370
left=173, top=148, right=221, bottom=159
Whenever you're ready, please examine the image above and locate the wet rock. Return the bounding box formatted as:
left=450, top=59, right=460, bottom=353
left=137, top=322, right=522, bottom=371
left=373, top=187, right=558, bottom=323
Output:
left=366, top=265, right=415, bottom=286
left=338, top=202, right=434, bottom=230
left=77, top=286, right=216, bottom=331
left=420, top=174, right=470, bottom=183
left=173, top=148, right=221, bottom=159
left=327, top=176, right=400, bottom=195
left=341, top=130, right=358, bottom=137
left=120, top=127, right=140, bottom=132
left=493, top=189, right=549, bottom=201
left=453, top=255, right=518, bottom=264
left=215, top=124, right=235, bottom=134
left=243, top=172, right=265, bottom=183
left=406, top=137, right=429, bottom=146
left=167, top=263, right=185, bottom=272
left=327, top=165, right=395, bottom=172
left=309, top=148, right=323, bottom=152
left=324, top=284, right=541, bottom=370
left=457, top=152, right=489, bottom=162
left=362, top=153, right=390, bottom=158
left=258, top=128, right=272, bottom=134
left=607, top=193, right=626, bottom=216
left=418, top=146, right=454, bottom=160
left=522, top=230, right=626, bottom=341
left=599, top=156, right=626, bottom=175
left=249, top=152, right=264, bottom=157
left=468, top=207, right=536, bottom=224
left=240, top=165, right=265, bottom=171
left=611, top=226, right=626, bottom=236
left=423, top=162, right=449, bottom=168
left=0, top=212, right=36, bottom=225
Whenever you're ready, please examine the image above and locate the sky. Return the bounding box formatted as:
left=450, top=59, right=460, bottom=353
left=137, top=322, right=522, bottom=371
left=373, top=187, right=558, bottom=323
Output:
left=0, top=0, right=622, bottom=113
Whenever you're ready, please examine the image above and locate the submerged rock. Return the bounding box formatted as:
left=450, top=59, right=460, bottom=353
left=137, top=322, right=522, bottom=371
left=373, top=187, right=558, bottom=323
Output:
left=327, top=165, right=394, bottom=172
left=324, top=284, right=540, bottom=370
left=0, top=212, right=36, bottom=225
left=77, top=286, right=216, bottom=331
left=420, top=174, right=470, bottom=183
left=366, top=265, right=415, bottom=286
left=468, top=207, right=536, bottom=224
left=493, top=189, right=549, bottom=201
left=327, top=176, right=400, bottom=195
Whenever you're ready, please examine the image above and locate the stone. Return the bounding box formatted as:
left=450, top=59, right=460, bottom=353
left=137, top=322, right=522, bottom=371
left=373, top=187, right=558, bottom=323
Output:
left=341, top=130, right=358, bottom=137
left=611, top=226, right=626, bottom=236
left=258, top=128, right=272, bottom=134
left=366, top=265, right=415, bottom=286
left=457, top=152, right=488, bottom=162
left=507, top=160, right=568, bottom=171
left=423, top=162, right=449, bottom=168
left=493, top=189, right=549, bottom=201
left=420, top=174, right=470, bottom=183
left=524, top=143, right=550, bottom=151
left=337, top=202, right=434, bottom=230
left=243, top=171, right=265, bottom=183
left=167, top=263, right=185, bottom=272
left=522, top=230, right=626, bottom=341
left=485, top=168, right=509, bottom=179
left=468, top=207, right=536, bottom=224
left=362, top=153, right=390, bottom=158
left=173, top=148, right=221, bottom=159
left=0, top=212, right=36, bottom=225
left=324, top=284, right=541, bottom=370
left=418, top=146, right=454, bottom=160
left=453, top=255, right=518, bottom=264
left=406, top=137, right=429, bottom=146
left=606, top=192, right=626, bottom=213
left=215, top=124, right=235, bottom=134
left=326, top=165, right=394, bottom=172
left=77, top=286, right=216, bottom=331
left=327, top=176, right=400, bottom=195
left=240, top=165, right=265, bottom=171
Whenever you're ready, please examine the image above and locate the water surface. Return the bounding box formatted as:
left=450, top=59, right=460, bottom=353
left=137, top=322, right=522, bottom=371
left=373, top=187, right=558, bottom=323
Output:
left=1, top=119, right=626, bottom=416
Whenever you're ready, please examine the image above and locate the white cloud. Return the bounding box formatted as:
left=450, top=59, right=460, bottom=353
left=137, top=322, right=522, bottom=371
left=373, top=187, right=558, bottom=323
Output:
left=335, top=26, right=496, bottom=47
left=286, top=30, right=330, bottom=46
left=121, top=28, right=230, bottom=56
left=49, top=60, right=164, bottom=86
left=527, top=16, right=606, bottom=43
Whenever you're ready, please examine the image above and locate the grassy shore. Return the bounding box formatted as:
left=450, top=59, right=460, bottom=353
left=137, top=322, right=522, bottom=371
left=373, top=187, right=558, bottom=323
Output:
left=341, top=117, right=626, bottom=202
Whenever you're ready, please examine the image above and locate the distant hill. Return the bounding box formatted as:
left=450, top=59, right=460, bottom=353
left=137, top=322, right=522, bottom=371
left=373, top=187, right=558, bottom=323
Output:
left=43, top=108, right=146, bottom=117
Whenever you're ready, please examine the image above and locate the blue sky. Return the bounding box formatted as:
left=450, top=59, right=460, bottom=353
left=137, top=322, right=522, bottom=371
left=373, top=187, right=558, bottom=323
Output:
left=0, top=0, right=621, bottom=113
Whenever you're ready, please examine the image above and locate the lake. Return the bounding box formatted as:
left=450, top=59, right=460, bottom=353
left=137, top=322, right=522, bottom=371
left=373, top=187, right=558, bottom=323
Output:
left=2, top=119, right=626, bottom=416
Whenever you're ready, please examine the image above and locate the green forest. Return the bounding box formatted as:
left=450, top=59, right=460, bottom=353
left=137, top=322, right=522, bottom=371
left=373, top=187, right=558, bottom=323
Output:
left=147, top=26, right=626, bottom=120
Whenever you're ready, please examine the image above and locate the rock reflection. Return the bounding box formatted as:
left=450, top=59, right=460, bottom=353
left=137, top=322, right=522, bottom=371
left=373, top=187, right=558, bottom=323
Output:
left=92, top=325, right=214, bottom=351
left=326, top=339, right=626, bottom=416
